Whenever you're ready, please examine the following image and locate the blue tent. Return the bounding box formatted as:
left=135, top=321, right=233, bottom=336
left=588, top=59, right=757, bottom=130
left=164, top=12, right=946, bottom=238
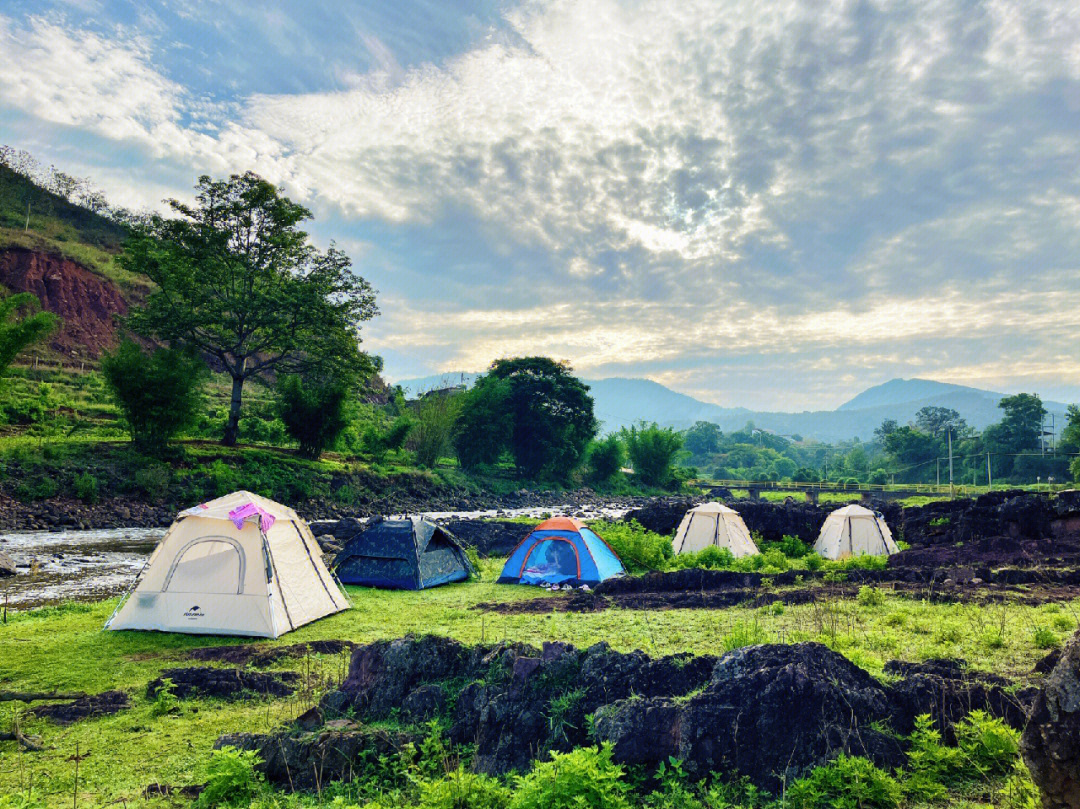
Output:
left=334, top=518, right=474, bottom=590
left=498, top=517, right=625, bottom=587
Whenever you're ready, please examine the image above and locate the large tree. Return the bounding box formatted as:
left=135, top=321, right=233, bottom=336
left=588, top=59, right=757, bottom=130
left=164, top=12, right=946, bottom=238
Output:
left=914, top=406, right=967, bottom=438
left=0, top=293, right=59, bottom=375
left=485, top=357, right=597, bottom=480
left=985, top=393, right=1046, bottom=454
left=122, top=173, right=378, bottom=445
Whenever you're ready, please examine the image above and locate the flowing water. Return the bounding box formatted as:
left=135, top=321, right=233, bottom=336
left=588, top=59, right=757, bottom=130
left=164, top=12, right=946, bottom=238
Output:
left=0, top=503, right=632, bottom=610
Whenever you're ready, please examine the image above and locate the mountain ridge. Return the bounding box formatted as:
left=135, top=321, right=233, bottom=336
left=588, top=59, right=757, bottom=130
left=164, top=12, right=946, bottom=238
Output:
left=396, top=373, right=1072, bottom=442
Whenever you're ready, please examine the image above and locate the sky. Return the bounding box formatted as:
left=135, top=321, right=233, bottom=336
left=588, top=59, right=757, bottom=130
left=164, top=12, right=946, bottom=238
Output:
left=1, top=0, right=1079, bottom=411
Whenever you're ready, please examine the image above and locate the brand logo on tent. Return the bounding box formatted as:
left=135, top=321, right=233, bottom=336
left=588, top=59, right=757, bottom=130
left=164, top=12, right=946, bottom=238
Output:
left=183, top=605, right=205, bottom=618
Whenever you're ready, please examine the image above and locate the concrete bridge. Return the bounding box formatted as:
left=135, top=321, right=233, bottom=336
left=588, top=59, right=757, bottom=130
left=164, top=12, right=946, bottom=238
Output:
left=705, top=479, right=956, bottom=504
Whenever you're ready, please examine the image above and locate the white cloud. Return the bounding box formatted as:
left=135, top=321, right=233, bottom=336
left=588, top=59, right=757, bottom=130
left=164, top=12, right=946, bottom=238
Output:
left=1, top=2, right=1079, bottom=406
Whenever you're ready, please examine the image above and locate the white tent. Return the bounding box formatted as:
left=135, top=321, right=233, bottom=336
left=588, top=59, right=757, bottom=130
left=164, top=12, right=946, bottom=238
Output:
left=106, top=491, right=349, bottom=637
left=672, top=502, right=759, bottom=557
left=813, top=504, right=898, bottom=560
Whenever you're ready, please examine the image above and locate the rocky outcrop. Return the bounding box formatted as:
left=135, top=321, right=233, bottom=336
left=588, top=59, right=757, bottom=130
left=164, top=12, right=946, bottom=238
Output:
left=1022, top=630, right=1080, bottom=809
left=623, top=499, right=696, bottom=535
left=594, top=643, right=904, bottom=791
left=440, top=520, right=532, bottom=557
left=0, top=247, right=128, bottom=359
left=148, top=668, right=299, bottom=701
left=0, top=549, right=15, bottom=577
left=221, top=635, right=1033, bottom=793
left=216, top=726, right=413, bottom=792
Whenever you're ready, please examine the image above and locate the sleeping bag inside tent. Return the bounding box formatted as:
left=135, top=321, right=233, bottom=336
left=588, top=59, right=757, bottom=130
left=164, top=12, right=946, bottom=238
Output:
left=498, top=517, right=624, bottom=586
left=106, top=491, right=349, bottom=638
left=813, top=504, right=899, bottom=560
left=672, top=502, right=759, bottom=557
left=334, top=518, right=474, bottom=590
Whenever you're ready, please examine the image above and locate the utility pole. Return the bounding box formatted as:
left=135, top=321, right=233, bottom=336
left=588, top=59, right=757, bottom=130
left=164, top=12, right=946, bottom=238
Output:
left=987, top=452, right=992, bottom=489
left=936, top=459, right=940, bottom=487
left=948, top=429, right=954, bottom=497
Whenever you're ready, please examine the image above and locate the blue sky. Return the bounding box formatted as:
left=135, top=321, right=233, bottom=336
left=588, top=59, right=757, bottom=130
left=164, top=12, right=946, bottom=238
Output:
left=1, top=0, right=1079, bottom=410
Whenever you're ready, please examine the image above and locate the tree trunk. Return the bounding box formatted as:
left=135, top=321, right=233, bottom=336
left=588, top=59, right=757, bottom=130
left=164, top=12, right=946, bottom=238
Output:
left=223, top=372, right=245, bottom=446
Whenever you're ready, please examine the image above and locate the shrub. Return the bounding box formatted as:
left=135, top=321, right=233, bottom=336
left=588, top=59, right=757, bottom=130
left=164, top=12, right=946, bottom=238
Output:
left=276, top=374, right=354, bottom=459
left=803, top=553, right=824, bottom=571
left=101, top=339, right=207, bottom=452
left=150, top=678, right=179, bottom=717
left=857, top=586, right=886, bottom=608
left=362, top=416, right=414, bottom=463
left=765, top=535, right=810, bottom=558
left=14, top=475, right=59, bottom=502
left=598, top=520, right=672, bottom=574
left=420, top=767, right=511, bottom=809
left=410, top=392, right=461, bottom=468
left=510, top=743, right=631, bottom=809
left=868, top=470, right=888, bottom=485
left=196, top=746, right=263, bottom=807
left=133, top=462, right=172, bottom=501
left=954, top=710, right=1021, bottom=780
left=621, top=423, right=683, bottom=489
left=722, top=620, right=769, bottom=651
left=586, top=435, right=624, bottom=485
left=73, top=472, right=99, bottom=504
left=784, top=753, right=902, bottom=809
left=1032, top=627, right=1059, bottom=649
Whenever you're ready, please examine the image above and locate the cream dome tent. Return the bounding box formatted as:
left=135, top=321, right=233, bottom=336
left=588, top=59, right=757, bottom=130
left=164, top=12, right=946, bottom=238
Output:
left=672, top=502, right=759, bottom=557
left=813, top=504, right=899, bottom=560
left=106, top=491, right=348, bottom=637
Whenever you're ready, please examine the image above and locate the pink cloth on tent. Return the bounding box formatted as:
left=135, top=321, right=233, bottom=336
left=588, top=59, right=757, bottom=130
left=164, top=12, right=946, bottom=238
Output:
left=227, top=502, right=276, bottom=532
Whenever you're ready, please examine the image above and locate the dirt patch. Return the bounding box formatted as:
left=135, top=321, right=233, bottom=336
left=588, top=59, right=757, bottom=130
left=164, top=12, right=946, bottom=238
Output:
left=0, top=247, right=128, bottom=359
left=148, top=667, right=300, bottom=701
left=29, top=690, right=129, bottom=725
left=186, top=640, right=355, bottom=667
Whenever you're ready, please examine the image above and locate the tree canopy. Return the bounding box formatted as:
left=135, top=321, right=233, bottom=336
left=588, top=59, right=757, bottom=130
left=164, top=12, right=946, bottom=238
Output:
left=122, top=172, right=379, bottom=445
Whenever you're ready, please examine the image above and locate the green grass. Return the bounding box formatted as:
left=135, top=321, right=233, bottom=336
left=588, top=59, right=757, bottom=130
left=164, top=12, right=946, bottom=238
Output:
left=1, top=580, right=1075, bottom=807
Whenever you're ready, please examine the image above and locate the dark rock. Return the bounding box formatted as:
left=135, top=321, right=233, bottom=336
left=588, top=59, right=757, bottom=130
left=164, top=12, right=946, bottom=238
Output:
left=216, top=727, right=416, bottom=791
left=623, top=499, right=695, bottom=536
left=296, top=706, right=324, bottom=731
left=148, top=667, right=300, bottom=701
left=884, top=658, right=1034, bottom=737
left=0, top=550, right=15, bottom=577
left=1022, top=630, right=1080, bottom=809
left=30, top=690, right=130, bottom=724
left=401, top=684, right=447, bottom=724
left=187, top=640, right=355, bottom=667
left=1035, top=648, right=1064, bottom=675
left=593, top=643, right=903, bottom=792
left=439, top=519, right=531, bottom=557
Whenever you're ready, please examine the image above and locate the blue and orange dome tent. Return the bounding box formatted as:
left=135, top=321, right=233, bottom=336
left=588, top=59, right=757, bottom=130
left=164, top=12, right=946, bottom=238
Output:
left=498, top=517, right=625, bottom=587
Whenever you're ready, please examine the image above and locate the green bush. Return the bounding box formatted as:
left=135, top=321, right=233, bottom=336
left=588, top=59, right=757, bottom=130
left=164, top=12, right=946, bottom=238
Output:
left=410, top=392, right=460, bottom=468
left=133, top=462, right=172, bottom=501
left=73, top=472, right=99, bottom=504
left=196, top=746, right=263, bottom=807
left=803, top=553, right=824, bottom=571
left=1032, top=627, right=1059, bottom=649
left=784, top=753, right=902, bottom=809
left=276, top=374, right=355, bottom=459
left=420, top=767, right=511, bottom=809
left=586, top=435, right=624, bottom=485
left=857, top=586, right=886, bottom=608
left=362, top=416, right=414, bottom=463
left=598, top=520, right=672, bottom=574
left=868, top=470, right=888, bottom=485
left=621, top=423, right=683, bottom=489
left=14, top=475, right=59, bottom=502
left=954, top=710, right=1021, bottom=780
left=510, top=743, right=631, bottom=809
left=149, top=677, right=179, bottom=718
left=100, top=339, right=207, bottom=452
left=762, top=535, right=810, bottom=558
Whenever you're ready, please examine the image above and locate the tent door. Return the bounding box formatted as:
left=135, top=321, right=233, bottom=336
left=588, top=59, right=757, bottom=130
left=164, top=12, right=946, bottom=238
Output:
left=162, top=536, right=247, bottom=595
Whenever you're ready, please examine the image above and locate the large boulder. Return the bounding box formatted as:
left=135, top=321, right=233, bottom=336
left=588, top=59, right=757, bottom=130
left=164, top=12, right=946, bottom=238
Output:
left=623, top=499, right=696, bottom=536
left=593, top=643, right=903, bottom=791
left=1022, top=630, right=1080, bottom=809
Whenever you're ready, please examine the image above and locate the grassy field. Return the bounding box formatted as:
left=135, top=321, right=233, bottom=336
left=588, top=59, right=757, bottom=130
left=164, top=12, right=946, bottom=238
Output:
left=1, top=565, right=1075, bottom=808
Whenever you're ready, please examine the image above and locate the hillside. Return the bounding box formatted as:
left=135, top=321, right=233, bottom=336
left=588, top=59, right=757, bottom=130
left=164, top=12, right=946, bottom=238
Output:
left=0, top=164, right=135, bottom=360
left=396, top=372, right=1074, bottom=441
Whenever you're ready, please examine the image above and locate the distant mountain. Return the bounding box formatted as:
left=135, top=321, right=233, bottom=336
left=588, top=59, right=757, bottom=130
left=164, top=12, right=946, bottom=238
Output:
left=837, top=378, right=996, bottom=411
left=395, top=373, right=1074, bottom=442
